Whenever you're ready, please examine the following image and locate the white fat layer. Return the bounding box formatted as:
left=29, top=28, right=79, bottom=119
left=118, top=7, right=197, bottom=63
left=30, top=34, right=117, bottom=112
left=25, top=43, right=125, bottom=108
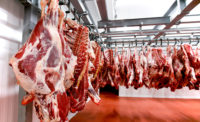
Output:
left=9, top=34, right=42, bottom=93
left=139, top=69, right=143, bottom=83
left=108, top=72, right=114, bottom=86
left=89, top=61, right=94, bottom=71
left=128, top=70, right=134, bottom=85
left=46, top=24, right=65, bottom=93
left=64, top=53, right=77, bottom=89
left=88, top=42, right=95, bottom=60
left=115, top=56, right=119, bottom=65
left=34, top=92, right=61, bottom=121
left=10, top=24, right=68, bottom=94
left=191, top=67, right=197, bottom=81
left=88, top=78, right=100, bottom=103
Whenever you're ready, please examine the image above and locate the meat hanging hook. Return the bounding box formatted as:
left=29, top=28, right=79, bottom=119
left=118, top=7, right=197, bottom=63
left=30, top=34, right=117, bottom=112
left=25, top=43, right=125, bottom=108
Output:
left=142, top=40, right=144, bottom=46
left=167, top=38, right=169, bottom=45
left=174, top=38, right=177, bottom=46
left=180, top=38, right=183, bottom=44
left=160, top=39, right=163, bottom=47
left=196, top=37, right=199, bottom=45
left=78, top=11, right=88, bottom=24
left=156, top=39, right=158, bottom=46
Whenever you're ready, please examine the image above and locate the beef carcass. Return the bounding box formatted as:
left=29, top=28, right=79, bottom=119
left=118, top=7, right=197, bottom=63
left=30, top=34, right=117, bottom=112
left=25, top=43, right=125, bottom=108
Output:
left=113, top=48, right=122, bottom=87
left=172, top=46, right=183, bottom=89
left=183, top=44, right=199, bottom=89
left=67, top=25, right=90, bottom=113
left=102, top=49, right=117, bottom=88
left=156, top=48, right=171, bottom=88
left=140, top=47, right=149, bottom=88
left=165, top=46, right=177, bottom=91
left=87, top=41, right=101, bottom=104
left=177, top=45, right=197, bottom=88
left=118, top=49, right=127, bottom=86
left=132, top=48, right=143, bottom=89
left=90, top=42, right=102, bottom=91
left=123, top=49, right=131, bottom=88
left=63, top=17, right=101, bottom=109
left=146, top=47, right=164, bottom=89
left=126, top=49, right=134, bottom=87
left=10, top=0, right=74, bottom=121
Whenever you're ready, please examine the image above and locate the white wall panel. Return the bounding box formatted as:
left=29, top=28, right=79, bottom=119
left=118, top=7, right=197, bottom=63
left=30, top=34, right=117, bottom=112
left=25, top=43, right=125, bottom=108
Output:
left=119, top=86, right=200, bottom=99
left=0, top=0, right=24, bottom=121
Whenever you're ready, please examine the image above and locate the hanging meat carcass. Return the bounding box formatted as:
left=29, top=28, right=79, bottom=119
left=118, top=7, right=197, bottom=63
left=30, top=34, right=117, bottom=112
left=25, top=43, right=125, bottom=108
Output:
left=99, top=51, right=106, bottom=87
left=102, top=49, right=118, bottom=88
left=87, top=41, right=101, bottom=104
left=126, top=48, right=134, bottom=87
left=156, top=48, right=170, bottom=88
left=63, top=20, right=91, bottom=112
left=140, top=47, right=149, bottom=88
left=166, top=46, right=178, bottom=91
left=63, top=17, right=101, bottom=109
left=172, top=46, right=184, bottom=90
left=68, top=25, right=89, bottom=112
left=113, top=48, right=122, bottom=87
left=118, top=48, right=127, bottom=86
left=9, top=0, right=74, bottom=121
left=176, top=45, right=197, bottom=88
left=146, top=47, right=164, bottom=89
left=132, top=48, right=143, bottom=89
left=90, top=41, right=102, bottom=92
left=122, top=48, right=132, bottom=88
left=183, top=44, right=200, bottom=89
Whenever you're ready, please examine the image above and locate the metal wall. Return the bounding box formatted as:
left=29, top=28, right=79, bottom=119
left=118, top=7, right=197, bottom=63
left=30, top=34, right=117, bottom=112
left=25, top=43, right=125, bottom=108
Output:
left=0, top=0, right=24, bottom=121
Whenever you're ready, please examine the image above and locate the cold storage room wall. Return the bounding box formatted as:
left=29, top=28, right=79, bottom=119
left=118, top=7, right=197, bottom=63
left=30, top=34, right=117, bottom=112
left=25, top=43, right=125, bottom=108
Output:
left=119, top=87, right=200, bottom=98
left=0, top=0, right=24, bottom=122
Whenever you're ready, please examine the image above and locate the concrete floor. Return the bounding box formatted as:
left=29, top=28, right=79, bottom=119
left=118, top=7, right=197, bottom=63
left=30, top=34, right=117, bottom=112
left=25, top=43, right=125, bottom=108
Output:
left=70, top=92, right=200, bottom=122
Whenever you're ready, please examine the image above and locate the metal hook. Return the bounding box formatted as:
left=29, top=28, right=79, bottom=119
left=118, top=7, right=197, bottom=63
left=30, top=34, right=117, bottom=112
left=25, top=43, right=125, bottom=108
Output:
left=174, top=38, right=177, bottom=46
left=78, top=11, right=88, bottom=22
left=142, top=40, right=144, bottom=46
left=196, top=37, right=199, bottom=45
left=180, top=38, right=183, bottom=44
left=156, top=39, right=158, bottom=46
left=160, top=39, right=162, bottom=47
left=135, top=39, right=137, bottom=46
left=59, top=0, right=66, bottom=5
left=167, top=38, right=169, bottom=45
left=189, top=38, right=192, bottom=44
left=149, top=39, right=151, bottom=46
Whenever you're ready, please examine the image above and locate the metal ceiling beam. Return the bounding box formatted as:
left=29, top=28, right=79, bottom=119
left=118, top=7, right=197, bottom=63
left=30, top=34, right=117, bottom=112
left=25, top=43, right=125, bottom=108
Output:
left=101, top=31, right=200, bottom=38
left=96, top=0, right=108, bottom=20
left=153, top=0, right=200, bottom=40
left=153, top=1, right=177, bottom=30
left=81, top=0, right=103, bottom=42
left=70, top=0, right=91, bottom=25
left=98, top=17, right=170, bottom=28
left=100, top=27, right=200, bottom=36
left=153, top=0, right=186, bottom=30
left=177, top=0, right=186, bottom=13
left=70, top=0, right=103, bottom=42
left=101, top=37, right=200, bottom=44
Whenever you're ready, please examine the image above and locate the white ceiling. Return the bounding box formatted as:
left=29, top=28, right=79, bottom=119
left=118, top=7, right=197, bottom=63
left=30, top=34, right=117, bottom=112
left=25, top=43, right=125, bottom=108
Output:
left=114, top=0, right=175, bottom=19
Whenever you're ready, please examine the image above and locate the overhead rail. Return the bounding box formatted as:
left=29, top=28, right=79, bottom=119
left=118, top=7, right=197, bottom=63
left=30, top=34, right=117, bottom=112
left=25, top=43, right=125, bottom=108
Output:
left=98, top=17, right=171, bottom=28
left=100, top=27, right=200, bottom=37
left=152, top=0, right=200, bottom=41
left=100, top=37, right=200, bottom=45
